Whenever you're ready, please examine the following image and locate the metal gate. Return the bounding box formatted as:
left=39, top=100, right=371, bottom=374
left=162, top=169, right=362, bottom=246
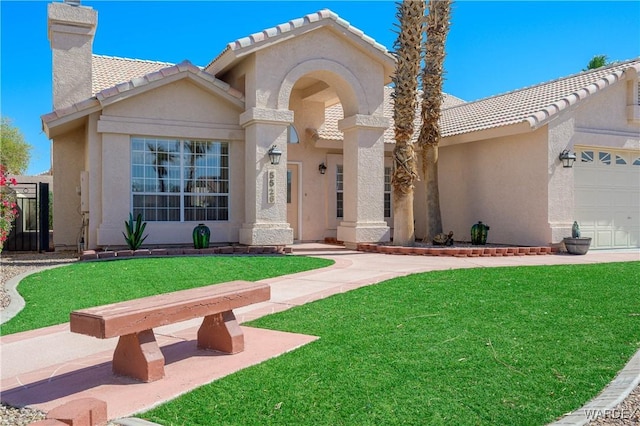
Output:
left=4, top=182, right=50, bottom=252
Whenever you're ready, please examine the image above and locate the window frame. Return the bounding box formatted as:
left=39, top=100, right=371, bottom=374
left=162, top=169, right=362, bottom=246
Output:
left=130, top=137, right=230, bottom=222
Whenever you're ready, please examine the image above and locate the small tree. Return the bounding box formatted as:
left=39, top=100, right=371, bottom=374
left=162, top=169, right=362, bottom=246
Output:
left=0, top=165, right=19, bottom=252
left=0, top=117, right=32, bottom=174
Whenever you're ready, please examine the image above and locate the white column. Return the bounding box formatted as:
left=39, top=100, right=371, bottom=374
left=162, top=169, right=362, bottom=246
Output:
left=337, top=114, right=390, bottom=248
left=238, top=108, right=294, bottom=246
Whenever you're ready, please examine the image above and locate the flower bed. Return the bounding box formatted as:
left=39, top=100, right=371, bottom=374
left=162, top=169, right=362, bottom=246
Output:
left=356, top=243, right=555, bottom=257
left=79, top=245, right=291, bottom=261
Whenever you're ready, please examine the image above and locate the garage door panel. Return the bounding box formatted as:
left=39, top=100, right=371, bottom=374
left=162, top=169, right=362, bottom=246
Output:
left=613, top=211, right=633, bottom=225
left=596, top=230, right=613, bottom=247
left=614, top=230, right=630, bottom=247
left=612, top=191, right=630, bottom=207
left=574, top=148, right=640, bottom=249
left=575, top=190, right=600, bottom=207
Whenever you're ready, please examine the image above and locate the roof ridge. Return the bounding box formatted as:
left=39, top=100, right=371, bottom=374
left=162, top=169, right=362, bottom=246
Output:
left=204, top=8, right=390, bottom=71
left=446, top=57, right=640, bottom=110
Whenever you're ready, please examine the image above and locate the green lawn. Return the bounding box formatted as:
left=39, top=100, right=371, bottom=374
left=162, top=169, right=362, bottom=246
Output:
left=0, top=256, right=334, bottom=335
left=140, top=262, right=640, bottom=426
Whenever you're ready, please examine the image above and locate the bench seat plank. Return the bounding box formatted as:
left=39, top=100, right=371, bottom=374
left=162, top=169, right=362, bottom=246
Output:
left=70, top=280, right=269, bottom=339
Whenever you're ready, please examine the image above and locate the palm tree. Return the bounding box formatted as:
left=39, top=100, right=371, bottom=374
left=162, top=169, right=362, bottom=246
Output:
left=417, top=0, right=452, bottom=242
left=391, top=0, right=425, bottom=246
left=147, top=143, right=177, bottom=193
left=583, top=55, right=610, bottom=71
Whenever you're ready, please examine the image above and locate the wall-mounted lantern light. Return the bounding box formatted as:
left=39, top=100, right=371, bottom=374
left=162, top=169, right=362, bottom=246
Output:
left=267, top=145, right=282, bottom=165
left=318, top=162, right=327, bottom=174
left=559, top=149, right=577, bottom=168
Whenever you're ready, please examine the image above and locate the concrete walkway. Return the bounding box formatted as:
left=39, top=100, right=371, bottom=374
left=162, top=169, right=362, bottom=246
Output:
left=1, top=244, right=638, bottom=424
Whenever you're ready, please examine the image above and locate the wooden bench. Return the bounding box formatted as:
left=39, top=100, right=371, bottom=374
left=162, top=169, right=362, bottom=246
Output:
left=70, top=280, right=270, bottom=382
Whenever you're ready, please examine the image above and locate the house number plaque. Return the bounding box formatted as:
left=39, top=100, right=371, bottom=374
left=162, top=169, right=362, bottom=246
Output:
left=267, top=169, right=276, bottom=204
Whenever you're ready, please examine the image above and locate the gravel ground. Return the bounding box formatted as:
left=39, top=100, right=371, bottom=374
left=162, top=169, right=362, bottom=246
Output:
left=0, top=251, right=637, bottom=425
left=1, top=251, right=77, bottom=426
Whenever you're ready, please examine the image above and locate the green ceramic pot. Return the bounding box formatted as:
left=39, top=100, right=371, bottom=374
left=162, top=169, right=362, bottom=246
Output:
left=471, top=221, right=490, bottom=245
left=193, top=223, right=210, bottom=249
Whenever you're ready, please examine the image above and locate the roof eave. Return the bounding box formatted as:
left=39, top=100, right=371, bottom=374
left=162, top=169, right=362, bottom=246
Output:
left=41, top=101, right=101, bottom=138
left=441, top=121, right=536, bottom=146
left=97, top=70, right=245, bottom=111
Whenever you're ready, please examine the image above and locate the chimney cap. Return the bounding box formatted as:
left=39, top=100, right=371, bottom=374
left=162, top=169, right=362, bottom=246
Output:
left=64, top=0, right=81, bottom=6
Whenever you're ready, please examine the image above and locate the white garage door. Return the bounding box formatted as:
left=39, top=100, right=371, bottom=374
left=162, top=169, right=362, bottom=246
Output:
left=574, top=148, right=640, bottom=249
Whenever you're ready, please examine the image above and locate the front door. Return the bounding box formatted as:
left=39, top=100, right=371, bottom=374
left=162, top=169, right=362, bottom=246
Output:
left=287, top=164, right=300, bottom=240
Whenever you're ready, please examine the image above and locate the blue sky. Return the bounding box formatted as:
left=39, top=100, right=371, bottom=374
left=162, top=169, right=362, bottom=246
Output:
left=1, top=1, right=639, bottom=175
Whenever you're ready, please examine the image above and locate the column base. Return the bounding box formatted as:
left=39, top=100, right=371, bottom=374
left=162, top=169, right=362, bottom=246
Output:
left=337, top=221, right=390, bottom=249
left=239, top=223, right=293, bottom=246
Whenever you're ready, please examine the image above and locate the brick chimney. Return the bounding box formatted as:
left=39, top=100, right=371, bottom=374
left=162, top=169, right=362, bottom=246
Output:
left=48, top=0, right=97, bottom=110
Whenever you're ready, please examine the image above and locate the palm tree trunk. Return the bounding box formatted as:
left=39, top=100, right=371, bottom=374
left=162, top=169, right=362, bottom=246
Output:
left=391, top=0, right=424, bottom=246
left=423, top=144, right=442, bottom=240
left=418, top=0, right=451, bottom=242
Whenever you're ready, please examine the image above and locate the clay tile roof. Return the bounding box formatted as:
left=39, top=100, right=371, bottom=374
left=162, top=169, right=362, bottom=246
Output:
left=317, top=86, right=466, bottom=143
left=92, top=55, right=175, bottom=94
left=317, top=58, right=639, bottom=143
left=44, top=56, right=245, bottom=126
left=92, top=59, right=243, bottom=105
left=441, top=58, right=640, bottom=137
left=206, top=9, right=391, bottom=71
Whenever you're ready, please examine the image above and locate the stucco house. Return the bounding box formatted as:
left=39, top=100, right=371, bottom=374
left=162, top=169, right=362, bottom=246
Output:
left=42, top=1, right=640, bottom=252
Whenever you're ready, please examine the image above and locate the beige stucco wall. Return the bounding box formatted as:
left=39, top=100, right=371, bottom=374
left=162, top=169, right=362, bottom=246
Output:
left=550, top=80, right=640, bottom=244
left=89, top=78, right=246, bottom=249
left=433, top=128, right=550, bottom=246
left=571, top=81, right=640, bottom=150
left=253, top=27, right=387, bottom=116
left=52, top=126, right=86, bottom=250
left=233, top=25, right=390, bottom=246
left=48, top=2, right=96, bottom=110
left=415, top=76, right=639, bottom=247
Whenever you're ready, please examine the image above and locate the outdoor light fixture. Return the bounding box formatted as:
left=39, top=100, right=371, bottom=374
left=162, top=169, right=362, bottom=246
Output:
left=267, top=145, right=282, bottom=165
left=318, top=162, right=327, bottom=174
left=559, top=149, right=577, bottom=168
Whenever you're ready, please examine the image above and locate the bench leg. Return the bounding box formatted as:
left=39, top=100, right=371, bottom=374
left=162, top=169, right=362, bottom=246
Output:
left=197, top=310, right=244, bottom=354
left=112, top=329, right=165, bottom=382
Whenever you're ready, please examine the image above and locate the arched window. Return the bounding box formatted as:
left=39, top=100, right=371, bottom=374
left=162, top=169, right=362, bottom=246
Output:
left=288, top=125, right=299, bottom=144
